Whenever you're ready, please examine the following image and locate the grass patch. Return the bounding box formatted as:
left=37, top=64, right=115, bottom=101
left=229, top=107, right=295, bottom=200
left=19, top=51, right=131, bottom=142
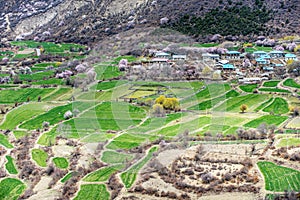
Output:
left=239, top=84, right=258, bottom=92
left=53, top=157, right=69, bottom=169
left=0, top=178, right=26, bottom=200
left=31, top=149, right=48, bottom=167
left=83, top=165, right=124, bottom=182
left=121, top=146, right=158, bottom=188
left=74, top=184, right=110, bottom=200
left=262, top=97, right=289, bottom=114
left=263, top=81, right=280, bottom=87
left=244, top=115, right=288, bottom=128
left=101, top=151, right=134, bottom=164
left=5, top=156, right=18, bottom=174
left=13, top=131, right=29, bottom=139
left=257, top=161, right=300, bottom=192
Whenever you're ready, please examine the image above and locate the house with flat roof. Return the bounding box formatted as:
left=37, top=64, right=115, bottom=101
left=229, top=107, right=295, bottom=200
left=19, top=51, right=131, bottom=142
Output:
left=154, top=52, right=171, bottom=59
left=285, top=53, right=298, bottom=61
left=269, top=50, right=284, bottom=58
left=226, top=51, right=240, bottom=60
left=256, top=57, right=269, bottom=65
left=202, top=53, right=219, bottom=61
left=172, top=55, right=187, bottom=60
left=253, top=51, right=267, bottom=58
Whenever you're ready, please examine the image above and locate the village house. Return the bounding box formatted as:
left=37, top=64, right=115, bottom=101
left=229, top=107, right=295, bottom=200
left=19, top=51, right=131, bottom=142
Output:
left=285, top=53, right=298, bottom=61
left=154, top=52, right=171, bottom=59
left=172, top=55, right=187, bottom=60
left=225, top=51, right=240, bottom=60
left=253, top=51, right=268, bottom=58
left=202, top=53, right=220, bottom=61
left=269, top=50, right=284, bottom=58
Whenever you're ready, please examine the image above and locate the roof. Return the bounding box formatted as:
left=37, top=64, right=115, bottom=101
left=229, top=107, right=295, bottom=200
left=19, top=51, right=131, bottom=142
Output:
left=274, top=64, right=284, bottom=67
left=151, top=58, right=169, bottom=62
left=172, top=55, right=187, bottom=59
left=285, top=53, right=296, bottom=58
left=155, top=52, right=170, bottom=56
left=269, top=50, right=284, bottom=54
left=261, top=55, right=271, bottom=59
left=222, top=63, right=235, bottom=69
left=227, top=51, right=240, bottom=54
left=218, top=60, right=229, bottom=64
left=202, top=53, right=219, bottom=57
left=263, top=67, right=274, bottom=71
left=253, top=51, right=267, bottom=54
left=256, top=58, right=267, bottom=62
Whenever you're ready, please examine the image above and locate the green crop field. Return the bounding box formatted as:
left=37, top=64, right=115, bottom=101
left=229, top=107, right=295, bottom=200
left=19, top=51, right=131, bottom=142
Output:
left=239, top=84, right=258, bottom=92
left=258, top=88, right=291, bottom=93
left=277, top=138, right=300, bottom=147
left=189, top=90, right=239, bottom=110
left=213, top=94, right=268, bottom=112
left=0, top=103, right=49, bottom=130
left=74, top=184, right=110, bottom=200
left=0, top=88, right=55, bottom=103
left=244, top=115, right=288, bottom=128
left=263, top=81, right=280, bottom=87
left=0, top=134, right=14, bottom=148
left=53, top=157, right=69, bottom=169
left=101, top=151, right=134, bottom=164
left=262, top=97, right=289, bottom=114
left=283, top=78, right=300, bottom=89
left=61, top=171, right=75, bottom=183
left=94, top=65, right=123, bottom=80
left=91, top=80, right=128, bottom=90
left=5, top=156, right=18, bottom=174
left=20, top=101, right=94, bottom=130
left=31, top=149, right=48, bottom=167
left=257, top=161, right=300, bottom=192
left=0, top=178, right=26, bottom=200
left=83, top=165, right=124, bottom=182
left=254, top=98, right=274, bottom=112
left=121, top=146, right=158, bottom=188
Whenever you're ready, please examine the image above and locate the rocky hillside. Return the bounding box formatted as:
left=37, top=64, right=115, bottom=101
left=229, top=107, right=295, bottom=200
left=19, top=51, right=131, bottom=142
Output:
left=0, top=0, right=299, bottom=45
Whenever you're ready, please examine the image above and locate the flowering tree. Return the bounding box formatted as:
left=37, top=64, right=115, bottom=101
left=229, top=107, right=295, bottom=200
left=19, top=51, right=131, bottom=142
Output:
left=64, top=110, right=73, bottom=119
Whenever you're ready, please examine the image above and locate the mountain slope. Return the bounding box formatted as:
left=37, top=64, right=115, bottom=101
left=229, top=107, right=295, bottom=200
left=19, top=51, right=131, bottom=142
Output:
left=0, top=0, right=299, bottom=44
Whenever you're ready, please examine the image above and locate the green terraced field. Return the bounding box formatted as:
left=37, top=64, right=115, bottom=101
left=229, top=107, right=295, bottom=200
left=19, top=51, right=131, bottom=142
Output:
left=239, top=84, right=258, bottom=92
left=257, top=161, right=300, bottom=192
left=0, top=178, right=26, bottom=200
left=0, top=134, right=13, bottom=148
left=101, top=151, right=134, bottom=164
left=121, top=146, right=158, bottom=188
left=74, top=184, right=110, bottom=200
left=283, top=78, right=300, bottom=89
left=244, top=115, right=288, bottom=128
left=83, top=165, right=124, bottom=182
left=263, top=81, right=280, bottom=87
left=262, top=97, right=289, bottom=114
left=0, top=103, right=49, bottom=130
left=5, top=156, right=18, bottom=174
left=31, top=149, right=48, bottom=167
left=53, top=157, right=69, bottom=169
left=0, top=88, right=55, bottom=103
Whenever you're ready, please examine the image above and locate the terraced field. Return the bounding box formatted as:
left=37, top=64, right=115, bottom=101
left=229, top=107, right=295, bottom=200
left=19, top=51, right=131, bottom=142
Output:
left=257, top=161, right=300, bottom=192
